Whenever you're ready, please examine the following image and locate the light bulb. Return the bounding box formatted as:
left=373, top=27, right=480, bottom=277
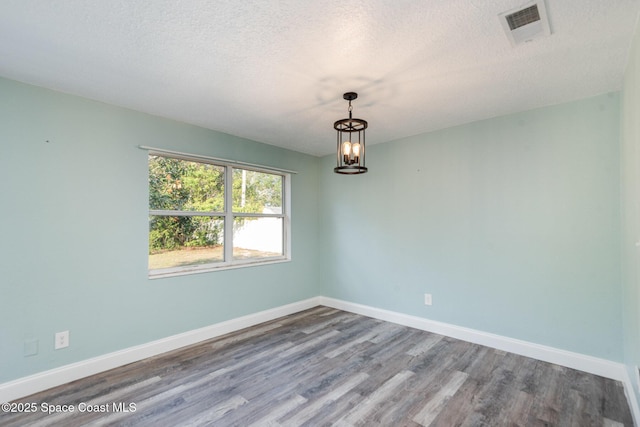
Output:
left=342, top=141, right=352, bottom=156
left=352, top=142, right=360, bottom=158
left=342, top=141, right=352, bottom=164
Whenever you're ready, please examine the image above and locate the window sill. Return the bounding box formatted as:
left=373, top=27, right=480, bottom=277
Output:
left=148, top=257, right=291, bottom=280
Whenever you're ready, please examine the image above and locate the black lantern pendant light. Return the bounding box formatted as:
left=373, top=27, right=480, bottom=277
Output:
left=334, top=92, right=368, bottom=174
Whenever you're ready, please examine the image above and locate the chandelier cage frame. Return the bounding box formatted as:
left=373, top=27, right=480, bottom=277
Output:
left=334, top=92, right=368, bottom=174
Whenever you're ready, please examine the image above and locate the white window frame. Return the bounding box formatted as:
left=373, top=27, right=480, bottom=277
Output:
left=148, top=150, right=291, bottom=279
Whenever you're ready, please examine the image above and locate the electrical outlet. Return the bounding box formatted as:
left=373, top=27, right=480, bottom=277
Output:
left=55, top=331, right=69, bottom=350
left=424, top=293, right=432, bottom=306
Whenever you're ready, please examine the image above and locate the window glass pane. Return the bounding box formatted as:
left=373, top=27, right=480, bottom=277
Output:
left=232, top=169, right=282, bottom=214
left=149, top=155, right=224, bottom=212
left=149, top=216, right=224, bottom=269
left=233, top=217, right=283, bottom=259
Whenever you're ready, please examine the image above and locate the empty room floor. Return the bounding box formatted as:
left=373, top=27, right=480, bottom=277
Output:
left=1, top=306, right=633, bottom=426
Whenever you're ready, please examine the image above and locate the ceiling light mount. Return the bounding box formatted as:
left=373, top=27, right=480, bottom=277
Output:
left=342, top=92, right=358, bottom=102
left=334, top=92, right=368, bottom=174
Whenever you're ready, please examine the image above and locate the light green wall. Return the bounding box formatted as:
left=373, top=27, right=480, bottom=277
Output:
left=0, top=72, right=630, bottom=385
left=0, top=77, right=319, bottom=382
left=319, top=93, right=623, bottom=361
left=621, top=18, right=640, bottom=406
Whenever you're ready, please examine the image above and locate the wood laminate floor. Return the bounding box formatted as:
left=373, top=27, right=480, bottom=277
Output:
left=1, top=307, right=634, bottom=426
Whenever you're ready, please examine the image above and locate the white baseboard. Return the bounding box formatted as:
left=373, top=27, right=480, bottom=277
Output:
left=0, top=297, right=321, bottom=403
left=3, top=294, right=638, bottom=422
left=318, top=296, right=627, bottom=381
left=319, top=297, right=640, bottom=423
left=622, top=367, right=640, bottom=427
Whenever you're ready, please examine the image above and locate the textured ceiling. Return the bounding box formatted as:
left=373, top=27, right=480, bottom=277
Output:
left=0, top=0, right=638, bottom=156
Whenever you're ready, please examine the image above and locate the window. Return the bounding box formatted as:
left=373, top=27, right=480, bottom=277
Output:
left=148, top=153, right=290, bottom=277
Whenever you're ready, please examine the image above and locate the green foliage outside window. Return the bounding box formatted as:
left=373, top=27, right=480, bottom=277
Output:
left=149, top=155, right=283, bottom=255
left=149, top=156, right=224, bottom=253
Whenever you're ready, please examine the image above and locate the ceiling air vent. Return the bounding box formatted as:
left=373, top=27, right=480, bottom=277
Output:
left=499, top=1, right=551, bottom=46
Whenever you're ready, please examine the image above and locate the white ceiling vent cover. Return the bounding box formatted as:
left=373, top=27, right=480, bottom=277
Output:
left=499, top=1, right=551, bottom=46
